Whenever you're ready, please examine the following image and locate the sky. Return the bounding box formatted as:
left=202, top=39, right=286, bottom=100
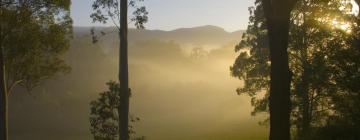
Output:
left=70, top=0, right=254, bottom=32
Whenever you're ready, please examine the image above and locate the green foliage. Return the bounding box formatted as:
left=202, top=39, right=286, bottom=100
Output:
left=0, top=0, right=72, bottom=93
left=90, top=81, right=145, bottom=140
left=90, top=0, right=148, bottom=43
left=231, top=0, right=360, bottom=139
left=230, top=0, right=270, bottom=116
left=90, top=81, right=121, bottom=140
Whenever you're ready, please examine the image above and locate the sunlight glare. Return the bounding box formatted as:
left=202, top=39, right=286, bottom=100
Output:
left=351, top=0, right=359, bottom=15
left=325, top=0, right=358, bottom=34
left=331, top=19, right=352, bottom=33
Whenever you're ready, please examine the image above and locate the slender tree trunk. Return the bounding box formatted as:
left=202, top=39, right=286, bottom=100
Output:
left=0, top=0, right=8, bottom=139
left=298, top=67, right=310, bottom=140
left=298, top=14, right=311, bottom=139
left=119, top=0, right=129, bottom=140
left=0, top=46, right=7, bottom=140
left=263, top=0, right=297, bottom=140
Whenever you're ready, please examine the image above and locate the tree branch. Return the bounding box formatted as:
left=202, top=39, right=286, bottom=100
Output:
left=7, top=79, right=23, bottom=95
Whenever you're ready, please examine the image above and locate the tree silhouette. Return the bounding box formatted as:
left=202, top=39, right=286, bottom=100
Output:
left=232, top=0, right=359, bottom=139
left=262, top=0, right=298, bottom=140
left=90, top=0, right=148, bottom=140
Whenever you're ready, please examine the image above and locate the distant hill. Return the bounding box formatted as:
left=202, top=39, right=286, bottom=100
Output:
left=73, top=25, right=245, bottom=48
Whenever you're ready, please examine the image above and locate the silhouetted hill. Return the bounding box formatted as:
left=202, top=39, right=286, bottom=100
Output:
left=74, top=25, right=245, bottom=47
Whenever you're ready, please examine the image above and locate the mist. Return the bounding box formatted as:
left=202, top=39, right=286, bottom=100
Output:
left=8, top=26, right=267, bottom=140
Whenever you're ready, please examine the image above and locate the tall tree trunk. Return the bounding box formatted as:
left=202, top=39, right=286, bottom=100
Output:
left=119, top=0, right=130, bottom=140
left=267, top=22, right=292, bottom=140
left=0, top=0, right=8, bottom=139
left=263, top=0, right=297, bottom=140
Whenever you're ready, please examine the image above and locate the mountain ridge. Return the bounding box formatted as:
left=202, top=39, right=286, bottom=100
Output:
left=73, top=25, right=244, bottom=34
left=73, top=25, right=245, bottom=47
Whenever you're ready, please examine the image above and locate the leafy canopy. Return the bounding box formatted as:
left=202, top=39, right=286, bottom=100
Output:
left=231, top=0, right=360, bottom=139
left=0, top=0, right=73, bottom=94
left=90, top=0, right=148, bottom=29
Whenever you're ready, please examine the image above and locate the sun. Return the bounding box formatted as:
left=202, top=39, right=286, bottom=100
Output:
left=340, top=23, right=352, bottom=34
left=331, top=19, right=352, bottom=33
left=326, top=0, right=358, bottom=34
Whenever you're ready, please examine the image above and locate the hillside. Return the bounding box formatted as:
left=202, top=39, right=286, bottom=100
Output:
left=74, top=25, right=244, bottom=48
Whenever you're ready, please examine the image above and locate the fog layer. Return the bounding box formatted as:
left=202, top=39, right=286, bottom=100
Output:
left=9, top=26, right=267, bottom=140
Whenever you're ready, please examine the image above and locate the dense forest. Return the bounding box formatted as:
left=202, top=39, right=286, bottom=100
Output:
left=1, top=0, right=360, bottom=140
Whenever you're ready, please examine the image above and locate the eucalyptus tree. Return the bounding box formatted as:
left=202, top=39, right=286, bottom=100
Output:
left=232, top=1, right=298, bottom=139
left=90, top=0, right=148, bottom=140
left=232, top=0, right=358, bottom=139
left=262, top=0, right=299, bottom=139
left=0, top=1, right=72, bottom=139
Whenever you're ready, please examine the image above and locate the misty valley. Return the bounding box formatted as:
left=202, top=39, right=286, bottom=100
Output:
left=1, top=0, right=360, bottom=140
left=8, top=26, right=267, bottom=140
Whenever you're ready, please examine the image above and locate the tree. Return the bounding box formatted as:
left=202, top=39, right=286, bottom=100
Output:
left=317, top=1, right=360, bottom=138
left=289, top=1, right=350, bottom=138
left=90, top=81, right=145, bottom=140
left=262, top=0, right=298, bottom=140
left=0, top=1, right=72, bottom=139
left=90, top=0, right=148, bottom=140
left=232, top=0, right=358, bottom=139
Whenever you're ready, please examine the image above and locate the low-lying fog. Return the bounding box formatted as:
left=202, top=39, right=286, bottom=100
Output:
left=9, top=26, right=267, bottom=140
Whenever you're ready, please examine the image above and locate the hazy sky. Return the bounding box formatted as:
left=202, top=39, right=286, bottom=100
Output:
left=71, top=0, right=254, bottom=32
